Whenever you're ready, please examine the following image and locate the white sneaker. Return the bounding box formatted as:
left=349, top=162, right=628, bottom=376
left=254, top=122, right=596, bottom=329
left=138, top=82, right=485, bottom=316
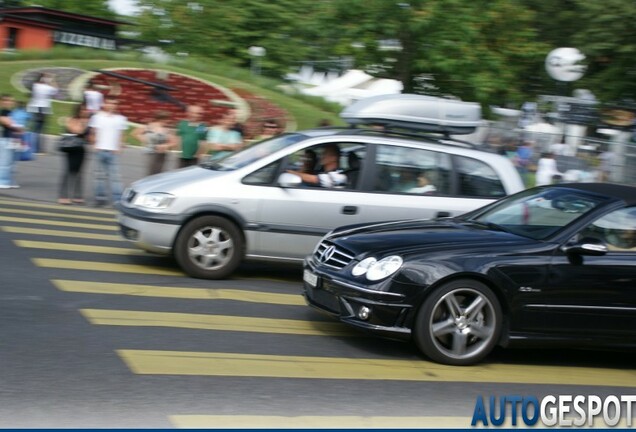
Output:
left=0, top=185, right=10, bottom=189
left=9, top=185, right=20, bottom=189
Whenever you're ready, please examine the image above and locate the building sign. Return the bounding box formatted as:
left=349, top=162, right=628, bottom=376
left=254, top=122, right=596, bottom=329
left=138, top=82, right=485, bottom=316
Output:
left=53, top=31, right=116, bottom=50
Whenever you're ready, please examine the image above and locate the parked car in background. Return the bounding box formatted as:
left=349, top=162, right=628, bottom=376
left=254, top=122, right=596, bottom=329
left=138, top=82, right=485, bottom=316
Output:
left=117, top=94, right=525, bottom=279
left=304, top=183, right=636, bottom=365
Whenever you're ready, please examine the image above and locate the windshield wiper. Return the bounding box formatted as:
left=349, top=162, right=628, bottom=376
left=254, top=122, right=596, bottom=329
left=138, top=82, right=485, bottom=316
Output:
left=466, top=220, right=512, bottom=234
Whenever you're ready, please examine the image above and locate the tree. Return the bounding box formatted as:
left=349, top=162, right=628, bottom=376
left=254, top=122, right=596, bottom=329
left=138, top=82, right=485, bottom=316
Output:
left=135, top=0, right=318, bottom=76
left=310, top=0, right=547, bottom=107
left=570, top=0, right=636, bottom=102
left=27, top=0, right=118, bottom=20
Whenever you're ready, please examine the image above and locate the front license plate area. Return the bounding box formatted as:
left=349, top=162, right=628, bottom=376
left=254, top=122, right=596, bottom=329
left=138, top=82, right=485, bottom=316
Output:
left=303, top=269, right=319, bottom=287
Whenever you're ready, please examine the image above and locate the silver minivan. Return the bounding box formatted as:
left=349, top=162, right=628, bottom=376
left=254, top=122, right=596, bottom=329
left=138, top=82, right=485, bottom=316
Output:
left=117, top=95, right=525, bottom=279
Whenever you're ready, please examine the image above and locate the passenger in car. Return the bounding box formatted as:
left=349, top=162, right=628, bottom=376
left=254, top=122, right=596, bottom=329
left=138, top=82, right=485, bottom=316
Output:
left=287, top=144, right=347, bottom=188
left=409, top=172, right=437, bottom=194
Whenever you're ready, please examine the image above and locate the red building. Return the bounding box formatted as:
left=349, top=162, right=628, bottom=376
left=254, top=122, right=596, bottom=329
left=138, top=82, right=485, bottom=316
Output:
left=0, top=6, right=126, bottom=51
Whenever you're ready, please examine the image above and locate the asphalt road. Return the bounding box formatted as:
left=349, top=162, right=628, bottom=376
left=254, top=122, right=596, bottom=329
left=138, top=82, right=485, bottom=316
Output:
left=0, top=197, right=635, bottom=428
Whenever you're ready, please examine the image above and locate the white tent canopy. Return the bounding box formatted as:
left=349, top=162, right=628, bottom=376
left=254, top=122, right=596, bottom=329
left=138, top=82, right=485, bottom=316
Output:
left=300, top=69, right=403, bottom=105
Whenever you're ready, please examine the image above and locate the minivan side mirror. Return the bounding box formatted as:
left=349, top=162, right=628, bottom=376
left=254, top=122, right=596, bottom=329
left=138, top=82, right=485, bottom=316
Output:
left=562, top=238, right=608, bottom=256
left=278, top=172, right=302, bottom=188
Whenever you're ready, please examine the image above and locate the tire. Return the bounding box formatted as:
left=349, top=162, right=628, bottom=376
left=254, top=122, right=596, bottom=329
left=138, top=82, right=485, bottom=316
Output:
left=174, top=215, right=244, bottom=279
left=413, top=279, right=502, bottom=366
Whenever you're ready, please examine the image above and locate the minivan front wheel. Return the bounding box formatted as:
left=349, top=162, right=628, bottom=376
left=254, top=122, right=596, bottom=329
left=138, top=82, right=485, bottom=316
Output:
left=174, top=216, right=244, bottom=279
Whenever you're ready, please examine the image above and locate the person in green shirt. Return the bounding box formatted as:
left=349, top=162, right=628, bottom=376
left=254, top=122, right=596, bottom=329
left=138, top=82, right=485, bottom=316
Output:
left=176, top=105, right=207, bottom=168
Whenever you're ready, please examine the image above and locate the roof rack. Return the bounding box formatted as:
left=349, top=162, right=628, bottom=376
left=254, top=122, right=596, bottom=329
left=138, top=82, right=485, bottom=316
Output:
left=339, top=126, right=478, bottom=149
left=340, top=94, right=482, bottom=136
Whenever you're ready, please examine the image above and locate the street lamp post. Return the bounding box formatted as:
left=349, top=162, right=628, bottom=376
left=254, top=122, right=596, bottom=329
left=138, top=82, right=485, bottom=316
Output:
left=248, top=46, right=266, bottom=75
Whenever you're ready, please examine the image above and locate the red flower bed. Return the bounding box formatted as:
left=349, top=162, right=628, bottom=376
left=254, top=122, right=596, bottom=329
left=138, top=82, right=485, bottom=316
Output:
left=231, top=88, right=290, bottom=139
left=89, top=69, right=232, bottom=126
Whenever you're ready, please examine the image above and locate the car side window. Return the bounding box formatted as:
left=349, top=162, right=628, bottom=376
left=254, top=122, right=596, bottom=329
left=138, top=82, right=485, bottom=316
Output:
left=454, top=155, right=506, bottom=198
left=285, top=143, right=366, bottom=190
left=373, top=145, right=451, bottom=195
left=242, top=161, right=281, bottom=185
left=579, top=207, right=636, bottom=252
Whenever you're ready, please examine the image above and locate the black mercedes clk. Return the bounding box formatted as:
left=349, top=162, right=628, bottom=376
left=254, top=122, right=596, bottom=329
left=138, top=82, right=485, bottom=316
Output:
left=303, top=183, right=636, bottom=365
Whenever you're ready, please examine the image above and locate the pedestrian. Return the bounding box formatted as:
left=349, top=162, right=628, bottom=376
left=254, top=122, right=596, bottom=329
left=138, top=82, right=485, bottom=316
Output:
left=176, top=105, right=207, bottom=168
left=598, top=146, right=617, bottom=182
left=58, top=104, right=91, bottom=205
left=10, top=100, right=31, bottom=132
left=9, top=99, right=31, bottom=157
left=83, top=80, right=104, bottom=114
left=204, top=109, right=243, bottom=160
left=27, top=72, right=58, bottom=154
left=88, top=96, right=128, bottom=206
left=0, top=94, right=22, bottom=189
left=253, top=119, right=283, bottom=142
left=132, top=110, right=177, bottom=176
left=535, top=152, right=563, bottom=186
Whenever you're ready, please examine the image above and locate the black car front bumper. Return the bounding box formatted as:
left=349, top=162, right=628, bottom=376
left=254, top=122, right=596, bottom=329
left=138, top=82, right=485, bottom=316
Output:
left=303, top=258, right=414, bottom=340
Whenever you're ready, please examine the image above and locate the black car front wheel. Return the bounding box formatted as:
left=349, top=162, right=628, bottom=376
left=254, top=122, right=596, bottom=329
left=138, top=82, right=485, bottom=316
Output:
left=174, top=215, right=244, bottom=279
left=414, top=279, right=502, bottom=366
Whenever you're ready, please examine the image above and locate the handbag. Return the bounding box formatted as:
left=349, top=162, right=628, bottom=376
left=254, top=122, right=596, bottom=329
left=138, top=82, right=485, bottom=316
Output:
left=57, top=134, right=84, bottom=152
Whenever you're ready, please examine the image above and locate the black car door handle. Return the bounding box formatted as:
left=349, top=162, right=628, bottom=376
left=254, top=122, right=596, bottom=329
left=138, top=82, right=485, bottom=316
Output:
left=436, top=211, right=451, bottom=218
left=342, top=206, right=358, bottom=215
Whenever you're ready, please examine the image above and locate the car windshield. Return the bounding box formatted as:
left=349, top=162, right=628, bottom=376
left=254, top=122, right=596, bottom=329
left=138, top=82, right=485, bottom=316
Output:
left=460, top=187, right=608, bottom=240
left=200, top=133, right=308, bottom=171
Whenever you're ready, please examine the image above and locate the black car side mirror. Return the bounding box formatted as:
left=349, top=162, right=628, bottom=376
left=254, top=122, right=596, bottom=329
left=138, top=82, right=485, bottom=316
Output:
left=562, top=238, right=608, bottom=256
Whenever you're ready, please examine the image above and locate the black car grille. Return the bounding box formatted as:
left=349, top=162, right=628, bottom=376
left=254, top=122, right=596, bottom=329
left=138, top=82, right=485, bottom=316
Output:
left=313, top=241, right=355, bottom=269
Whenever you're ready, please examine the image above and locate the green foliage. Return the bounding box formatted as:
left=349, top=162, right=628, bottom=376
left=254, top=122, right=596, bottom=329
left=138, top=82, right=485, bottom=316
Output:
left=570, top=0, right=636, bottom=102
left=22, top=0, right=118, bottom=20
left=134, top=0, right=555, bottom=109
left=7, top=0, right=636, bottom=111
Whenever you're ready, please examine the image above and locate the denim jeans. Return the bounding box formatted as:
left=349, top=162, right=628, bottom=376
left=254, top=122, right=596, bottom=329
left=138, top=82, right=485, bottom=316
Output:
left=0, top=138, right=17, bottom=187
left=94, top=150, right=122, bottom=204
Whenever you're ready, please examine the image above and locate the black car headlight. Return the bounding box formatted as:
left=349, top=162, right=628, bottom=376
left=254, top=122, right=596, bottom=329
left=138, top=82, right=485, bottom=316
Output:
left=352, top=255, right=403, bottom=281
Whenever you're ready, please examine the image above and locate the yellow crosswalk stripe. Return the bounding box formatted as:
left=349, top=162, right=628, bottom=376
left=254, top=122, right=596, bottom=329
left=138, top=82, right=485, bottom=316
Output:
left=53, top=280, right=305, bottom=305
left=0, top=198, right=115, bottom=215
left=2, top=226, right=121, bottom=241
left=117, top=350, right=636, bottom=387
left=81, top=309, right=354, bottom=336
left=0, top=216, right=116, bottom=231
left=14, top=240, right=145, bottom=255
left=0, top=207, right=114, bottom=222
left=33, top=258, right=182, bottom=276
left=170, top=415, right=473, bottom=429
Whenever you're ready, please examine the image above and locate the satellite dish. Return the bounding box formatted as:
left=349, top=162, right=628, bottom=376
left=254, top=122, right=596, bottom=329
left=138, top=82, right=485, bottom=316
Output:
left=545, top=48, right=586, bottom=82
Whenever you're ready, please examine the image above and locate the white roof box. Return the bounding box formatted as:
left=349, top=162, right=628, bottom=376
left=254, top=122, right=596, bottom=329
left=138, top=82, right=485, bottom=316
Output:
left=340, top=94, right=481, bottom=135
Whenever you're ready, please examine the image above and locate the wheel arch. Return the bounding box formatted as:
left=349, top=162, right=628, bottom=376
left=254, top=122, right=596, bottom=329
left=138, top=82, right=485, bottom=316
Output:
left=172, top=205, right=248, bottom=252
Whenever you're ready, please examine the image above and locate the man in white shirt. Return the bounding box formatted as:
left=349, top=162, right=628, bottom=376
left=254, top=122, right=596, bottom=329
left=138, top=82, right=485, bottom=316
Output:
left=287, top=144, right=348, bottom=188
left=83, top=81, right=104, bottom=114
left=89, top=96, right=128, bottom=206
left=27, top=72, right=58, bottom=153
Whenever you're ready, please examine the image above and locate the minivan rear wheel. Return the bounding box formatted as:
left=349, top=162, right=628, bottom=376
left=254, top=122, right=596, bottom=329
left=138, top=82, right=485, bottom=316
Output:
left=174, top=215, right=244, bottom=279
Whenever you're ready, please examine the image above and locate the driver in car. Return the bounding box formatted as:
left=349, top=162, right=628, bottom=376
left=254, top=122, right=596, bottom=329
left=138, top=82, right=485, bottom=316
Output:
left=287, top=144, right=347, bottom=188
